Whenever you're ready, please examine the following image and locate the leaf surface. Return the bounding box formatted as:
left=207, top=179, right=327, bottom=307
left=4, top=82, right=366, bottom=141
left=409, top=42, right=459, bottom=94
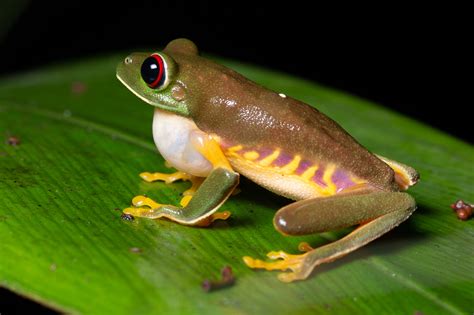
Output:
left=0, top=55, right=472, bottom=314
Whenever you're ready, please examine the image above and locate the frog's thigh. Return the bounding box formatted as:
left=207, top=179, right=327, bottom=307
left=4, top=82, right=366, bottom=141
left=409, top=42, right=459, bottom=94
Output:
left=274, top=191, right=415, bottom=235
left=245, top=191, right=415, bottom=282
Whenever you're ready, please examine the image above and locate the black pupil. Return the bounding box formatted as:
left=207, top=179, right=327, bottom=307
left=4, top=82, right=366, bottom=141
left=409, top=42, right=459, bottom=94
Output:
left=140, top=56, right=164, bottom=87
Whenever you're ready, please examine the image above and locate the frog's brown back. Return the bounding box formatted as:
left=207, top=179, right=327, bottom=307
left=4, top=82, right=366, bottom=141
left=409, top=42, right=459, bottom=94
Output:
left=179, top=55, right=397, bottom=192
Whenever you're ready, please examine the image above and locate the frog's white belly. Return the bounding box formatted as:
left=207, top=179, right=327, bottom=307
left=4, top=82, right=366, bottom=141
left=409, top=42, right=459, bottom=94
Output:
left=152, top=109, right=212, bottom=177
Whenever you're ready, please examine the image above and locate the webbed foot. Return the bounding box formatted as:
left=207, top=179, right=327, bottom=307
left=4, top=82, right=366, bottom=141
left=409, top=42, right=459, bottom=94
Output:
left=195, top=210, right=231, bottom=227
left=123, top=195, right=165, bottom=219
left=140, top=171, right=191, bottom=183
left=243, top=250, right=309, bottom=282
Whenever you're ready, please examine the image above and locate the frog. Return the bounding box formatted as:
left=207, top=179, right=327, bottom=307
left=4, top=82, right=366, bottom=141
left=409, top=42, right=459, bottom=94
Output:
left=116, top=38, right=419, bottom=282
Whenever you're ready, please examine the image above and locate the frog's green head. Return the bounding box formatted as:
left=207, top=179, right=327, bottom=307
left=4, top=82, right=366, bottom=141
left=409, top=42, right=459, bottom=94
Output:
left=116, top=39, right=200, bottom=116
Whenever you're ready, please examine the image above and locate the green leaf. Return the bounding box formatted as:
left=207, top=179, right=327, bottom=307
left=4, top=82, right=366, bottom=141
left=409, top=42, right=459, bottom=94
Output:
left=0, top=54, right=472, bottom=315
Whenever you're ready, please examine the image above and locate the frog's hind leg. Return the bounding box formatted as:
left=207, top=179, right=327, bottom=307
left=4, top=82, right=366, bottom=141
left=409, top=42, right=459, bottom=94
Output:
left=243, top=191, right=416, bottom=282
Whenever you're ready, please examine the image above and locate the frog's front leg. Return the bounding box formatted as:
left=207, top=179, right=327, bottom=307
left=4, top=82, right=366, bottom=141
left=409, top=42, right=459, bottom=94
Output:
left=139, top=168, right=204, bottom=207
left=124, top=132, right=239, bottom=226
left=244, top=191, right=416, bottom=282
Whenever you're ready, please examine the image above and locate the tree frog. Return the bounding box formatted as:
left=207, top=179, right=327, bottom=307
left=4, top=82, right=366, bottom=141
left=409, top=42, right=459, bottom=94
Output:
left=116, top=39, right=419, bottom=282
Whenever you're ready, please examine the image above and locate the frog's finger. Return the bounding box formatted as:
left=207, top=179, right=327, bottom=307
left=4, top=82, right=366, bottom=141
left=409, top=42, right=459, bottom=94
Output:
left=123, top=206, right=165, bottom=219
left=179, top=195, right=193, bottom=207
left=132, top=195, right=162, bottom=208
left=298, top=242, right=314, bottom=253
left=194, top=211, right=231, bottom=227
left=266, top=251, right=287, bottom=260
left=139, top=171, right=192, bottom=183
left=180, top=177, right=204, bottom=206
left=182, top=177, right=204, bottom=196
left=243, top=253, right=305, bottom=272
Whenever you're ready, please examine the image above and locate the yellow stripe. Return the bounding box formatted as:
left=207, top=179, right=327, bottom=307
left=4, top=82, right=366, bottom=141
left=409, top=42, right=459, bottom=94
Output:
left=243, top=151, right=260, bottom=160
left=322, top=164, right=337, bottom=194
left=258, top=149, right=281, bottom=166
left=301, top=165, right=318, bottom=180
left=280, top=155, right=302, bottom=174
left=210, top=133, right=222, bottom=143
left=350, top=175, right=366, bottom=185
left=225, top=145, right=244, bottom=158
left=195, top=136, right=233, bottom=171
left=228, top=145, right=243, bottom=153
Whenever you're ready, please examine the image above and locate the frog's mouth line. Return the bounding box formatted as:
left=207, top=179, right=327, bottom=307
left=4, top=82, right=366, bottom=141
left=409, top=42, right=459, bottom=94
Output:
left=116, top=73, right=158, bottom=107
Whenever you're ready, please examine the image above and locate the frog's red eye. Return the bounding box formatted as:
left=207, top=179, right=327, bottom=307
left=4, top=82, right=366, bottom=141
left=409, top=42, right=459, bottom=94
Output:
left=141, top=54, right=165, bottom=89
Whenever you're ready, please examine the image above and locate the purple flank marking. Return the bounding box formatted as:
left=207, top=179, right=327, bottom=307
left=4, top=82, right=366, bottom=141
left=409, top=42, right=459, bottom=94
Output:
left=312, top=166, right=327, bottom=187
left=273, top=152, right=293, bottom=167
left=332, top=169, right=356, bottom=192
left=256, top=147, right=274, bottom=160
left=295, top=160, right=312, bottom=175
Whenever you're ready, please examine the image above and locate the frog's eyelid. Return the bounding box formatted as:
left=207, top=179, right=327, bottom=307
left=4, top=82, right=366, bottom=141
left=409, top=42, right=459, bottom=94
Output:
left=150, top=53, right=172, bottom=91
left=148, top=54, right=165, bottom=88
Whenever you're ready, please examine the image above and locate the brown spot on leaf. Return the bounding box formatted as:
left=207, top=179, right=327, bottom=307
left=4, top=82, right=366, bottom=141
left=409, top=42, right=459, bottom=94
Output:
left=7, top=136, right=20, bottom=146
left=129, top=247, right=142, bottom=253
left=450, top=200, right=473, bottom=221
left=202, top=265, right=235, bottom=292
left=71, top=81, right=87, bottom=94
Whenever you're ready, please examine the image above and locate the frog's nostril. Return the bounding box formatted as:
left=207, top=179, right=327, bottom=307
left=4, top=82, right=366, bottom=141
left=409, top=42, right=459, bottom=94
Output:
left=125, top=56, right=133, bottom=65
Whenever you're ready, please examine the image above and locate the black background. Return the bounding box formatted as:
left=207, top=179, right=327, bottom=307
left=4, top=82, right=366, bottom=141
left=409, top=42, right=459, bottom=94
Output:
left=0, top=1, right=470, bottom=143
left=0, top=1, right=470, bottom=313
